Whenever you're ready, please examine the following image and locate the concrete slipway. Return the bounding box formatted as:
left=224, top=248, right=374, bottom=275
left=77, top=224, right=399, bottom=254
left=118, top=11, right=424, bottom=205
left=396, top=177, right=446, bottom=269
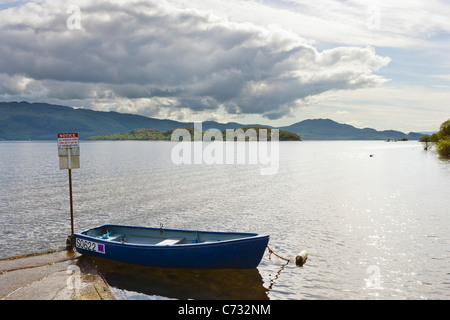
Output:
left=0, top=250, right=116, bottom=300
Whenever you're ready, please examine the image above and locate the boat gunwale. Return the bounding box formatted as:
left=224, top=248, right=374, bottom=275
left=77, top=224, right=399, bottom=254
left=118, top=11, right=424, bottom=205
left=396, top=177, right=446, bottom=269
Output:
left=74, top=224, right=269, bottom=249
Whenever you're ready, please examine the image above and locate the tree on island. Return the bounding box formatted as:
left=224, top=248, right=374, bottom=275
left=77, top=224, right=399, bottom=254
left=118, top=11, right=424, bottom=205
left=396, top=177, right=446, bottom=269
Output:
left=87, top=126, right=301, bottom=141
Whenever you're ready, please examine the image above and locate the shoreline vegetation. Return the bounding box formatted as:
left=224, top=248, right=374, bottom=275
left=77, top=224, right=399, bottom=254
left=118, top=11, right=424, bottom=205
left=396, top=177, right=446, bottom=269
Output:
left=87, top=126, right=301, bottom=141
left=419, top=119, right=450, bottom=157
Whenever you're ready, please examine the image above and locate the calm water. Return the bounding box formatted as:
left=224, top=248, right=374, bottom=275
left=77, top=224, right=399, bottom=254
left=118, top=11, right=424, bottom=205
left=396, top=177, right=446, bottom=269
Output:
left=0, top=140, right=449, bottom=300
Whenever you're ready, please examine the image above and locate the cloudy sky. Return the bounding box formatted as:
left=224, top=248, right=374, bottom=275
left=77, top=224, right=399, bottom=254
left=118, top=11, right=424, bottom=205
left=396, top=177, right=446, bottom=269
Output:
left=0, top=0, right=449, bottom=132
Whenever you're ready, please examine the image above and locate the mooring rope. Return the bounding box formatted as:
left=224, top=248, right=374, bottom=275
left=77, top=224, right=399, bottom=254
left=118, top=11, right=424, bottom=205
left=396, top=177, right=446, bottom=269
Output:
left=267, top=246, right=290, bottom=263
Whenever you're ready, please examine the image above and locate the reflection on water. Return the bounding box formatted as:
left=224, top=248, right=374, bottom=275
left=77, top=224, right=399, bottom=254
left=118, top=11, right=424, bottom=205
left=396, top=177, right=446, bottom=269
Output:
left=1, top=141, right=449, bottom=299
left=89, top=256, right=269, bottom=300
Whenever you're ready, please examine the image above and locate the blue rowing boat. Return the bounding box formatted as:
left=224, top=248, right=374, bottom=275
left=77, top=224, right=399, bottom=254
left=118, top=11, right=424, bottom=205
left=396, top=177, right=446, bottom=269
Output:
left=73, top=224, right=269, bottom=269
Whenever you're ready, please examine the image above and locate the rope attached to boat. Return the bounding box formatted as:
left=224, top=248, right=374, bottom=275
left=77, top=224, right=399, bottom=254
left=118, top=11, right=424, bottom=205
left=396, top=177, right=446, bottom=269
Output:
left=267, top=246, right=290, bottom=263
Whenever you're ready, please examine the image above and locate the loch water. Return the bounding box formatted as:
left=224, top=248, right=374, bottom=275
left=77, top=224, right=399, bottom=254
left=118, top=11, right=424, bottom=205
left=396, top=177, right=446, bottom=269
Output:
left=0, top=140, right=449, bottom=299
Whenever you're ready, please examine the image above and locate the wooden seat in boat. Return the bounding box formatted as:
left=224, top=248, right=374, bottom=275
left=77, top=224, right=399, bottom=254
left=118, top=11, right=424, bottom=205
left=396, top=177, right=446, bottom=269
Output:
left=156, top=238, right=185, bottom=245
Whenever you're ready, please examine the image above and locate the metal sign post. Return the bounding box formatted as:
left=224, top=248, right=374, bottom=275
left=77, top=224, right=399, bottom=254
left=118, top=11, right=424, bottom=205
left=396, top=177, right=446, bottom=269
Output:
left=57, top=133, right=80, bottom=250
left=68, top=152, right=74, bottom=235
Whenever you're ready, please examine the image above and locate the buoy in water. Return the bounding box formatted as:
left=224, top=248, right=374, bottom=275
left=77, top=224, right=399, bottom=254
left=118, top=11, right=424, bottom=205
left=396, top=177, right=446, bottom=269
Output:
left=295, top=250, right=308, bottom=266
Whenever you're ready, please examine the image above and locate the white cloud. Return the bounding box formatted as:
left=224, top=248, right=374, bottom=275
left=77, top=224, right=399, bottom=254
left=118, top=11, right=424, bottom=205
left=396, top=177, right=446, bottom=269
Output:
left=0, top=0, right=391, bottom=121
left=432, top=74, right=450, bottom=82
left=175, top=0, right=450, bottom=49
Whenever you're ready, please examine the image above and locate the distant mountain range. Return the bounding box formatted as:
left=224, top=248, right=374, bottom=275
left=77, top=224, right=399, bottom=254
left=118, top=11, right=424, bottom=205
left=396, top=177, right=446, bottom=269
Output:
left=281, top=118, right=422, bottom=140
left=0, top=101, right=423, bottom=141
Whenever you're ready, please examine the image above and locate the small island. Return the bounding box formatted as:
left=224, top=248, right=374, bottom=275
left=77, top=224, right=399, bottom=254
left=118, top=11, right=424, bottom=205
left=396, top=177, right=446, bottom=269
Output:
left=87, top=126, right=301, bottom=141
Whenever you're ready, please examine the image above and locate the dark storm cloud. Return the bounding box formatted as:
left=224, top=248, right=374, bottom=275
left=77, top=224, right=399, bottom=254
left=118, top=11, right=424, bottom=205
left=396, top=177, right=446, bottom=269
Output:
left=0, top=0, right=390, bottom=119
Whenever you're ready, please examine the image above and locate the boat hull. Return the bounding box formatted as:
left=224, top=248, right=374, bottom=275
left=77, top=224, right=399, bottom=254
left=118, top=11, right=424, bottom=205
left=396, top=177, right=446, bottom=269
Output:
left=73, top=225, right=269, bottom=269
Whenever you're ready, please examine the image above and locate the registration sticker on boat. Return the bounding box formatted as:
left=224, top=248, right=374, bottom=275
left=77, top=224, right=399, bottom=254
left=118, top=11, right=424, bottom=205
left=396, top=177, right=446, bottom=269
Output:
left=75, top=238, right=106, bottom=254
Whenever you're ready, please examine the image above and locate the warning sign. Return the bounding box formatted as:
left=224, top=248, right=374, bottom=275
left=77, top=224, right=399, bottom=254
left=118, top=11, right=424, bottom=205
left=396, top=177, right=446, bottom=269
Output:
left=58, top=133, right=79, bottom=148
left=57, top=133, right=80, bottom=169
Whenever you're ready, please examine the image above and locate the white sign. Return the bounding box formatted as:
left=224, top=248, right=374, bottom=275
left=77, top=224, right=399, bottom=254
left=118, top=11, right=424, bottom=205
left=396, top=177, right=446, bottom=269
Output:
left=58, top=133, right=79, bottom=148
left=58, top=132, right=80, bottom=169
